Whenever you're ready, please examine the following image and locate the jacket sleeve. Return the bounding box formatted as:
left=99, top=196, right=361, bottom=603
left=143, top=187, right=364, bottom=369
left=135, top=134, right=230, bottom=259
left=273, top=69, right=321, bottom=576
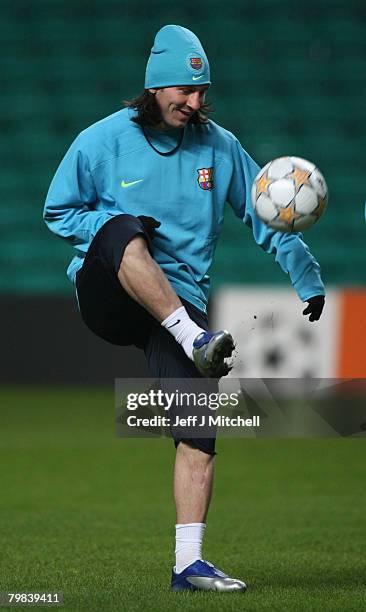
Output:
left=226, top=139, right=325, bottom=301
left=43, top=134, right=114, bottom=254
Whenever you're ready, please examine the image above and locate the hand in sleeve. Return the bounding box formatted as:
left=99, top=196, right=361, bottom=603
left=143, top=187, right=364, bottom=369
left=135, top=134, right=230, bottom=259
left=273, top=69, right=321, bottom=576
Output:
left=302, top=295, right=325, bottom=322
left=137, top=215, right=161, bottom=239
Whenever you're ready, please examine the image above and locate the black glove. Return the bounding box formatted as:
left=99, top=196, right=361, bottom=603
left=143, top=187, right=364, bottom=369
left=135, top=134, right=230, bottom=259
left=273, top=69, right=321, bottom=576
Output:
left=138, top=215, right=161, bottom=239
left=302, top=295, right=325, bottom=322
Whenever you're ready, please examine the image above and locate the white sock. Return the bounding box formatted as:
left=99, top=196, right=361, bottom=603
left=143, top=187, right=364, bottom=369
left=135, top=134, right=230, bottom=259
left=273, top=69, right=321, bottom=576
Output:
left=161, top=307, right=205, bottom=360
left=175, top=522, right=206, bottom=574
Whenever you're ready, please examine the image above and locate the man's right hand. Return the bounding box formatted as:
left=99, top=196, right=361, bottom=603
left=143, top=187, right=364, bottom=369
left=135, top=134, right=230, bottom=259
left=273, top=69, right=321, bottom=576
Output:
left=138, top=215, right=161, bottom=239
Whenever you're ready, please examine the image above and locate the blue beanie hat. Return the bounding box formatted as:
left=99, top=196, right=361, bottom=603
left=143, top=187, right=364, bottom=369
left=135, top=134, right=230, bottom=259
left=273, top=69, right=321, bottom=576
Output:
left=145, top=25, right=211, bottom=89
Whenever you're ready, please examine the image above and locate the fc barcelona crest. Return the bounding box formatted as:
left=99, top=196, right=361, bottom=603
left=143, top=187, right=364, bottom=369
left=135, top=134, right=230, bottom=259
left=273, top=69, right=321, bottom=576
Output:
left=190, top=57, right=203, bottom=70
left=197, top=167, right=214, bottom=191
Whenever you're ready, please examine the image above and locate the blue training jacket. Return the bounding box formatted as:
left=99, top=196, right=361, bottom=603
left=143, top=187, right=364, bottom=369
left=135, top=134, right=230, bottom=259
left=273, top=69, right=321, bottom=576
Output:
left=44, top=107, right=325, bottom=312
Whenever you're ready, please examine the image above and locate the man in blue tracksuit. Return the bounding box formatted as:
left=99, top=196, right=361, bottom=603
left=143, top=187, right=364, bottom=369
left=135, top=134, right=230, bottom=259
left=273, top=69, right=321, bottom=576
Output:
left=44, top=25, right=325, bottom=592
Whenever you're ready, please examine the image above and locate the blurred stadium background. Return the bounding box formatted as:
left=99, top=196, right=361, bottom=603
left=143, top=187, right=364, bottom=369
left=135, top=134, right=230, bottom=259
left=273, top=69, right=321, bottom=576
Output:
left=1, top=3, right=366, bottom=609
left=1, top=0, right=365, bottom=382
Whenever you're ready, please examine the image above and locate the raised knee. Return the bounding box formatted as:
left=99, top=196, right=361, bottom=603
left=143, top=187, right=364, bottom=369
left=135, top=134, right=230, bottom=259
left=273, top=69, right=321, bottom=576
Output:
left=119, top=235, right=149, bottom=275
left=124, top=235, right=149, bottom=258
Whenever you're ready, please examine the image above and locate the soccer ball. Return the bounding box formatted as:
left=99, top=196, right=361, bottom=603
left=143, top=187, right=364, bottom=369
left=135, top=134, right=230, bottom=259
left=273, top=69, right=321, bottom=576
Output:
left=251, top=156, right=328, bottom=232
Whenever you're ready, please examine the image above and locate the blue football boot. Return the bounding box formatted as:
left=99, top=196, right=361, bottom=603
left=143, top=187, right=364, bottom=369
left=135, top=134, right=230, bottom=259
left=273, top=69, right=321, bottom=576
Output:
left=171, top=559, right=247, bottom=592
left=193, top=330, right=235, bottom=378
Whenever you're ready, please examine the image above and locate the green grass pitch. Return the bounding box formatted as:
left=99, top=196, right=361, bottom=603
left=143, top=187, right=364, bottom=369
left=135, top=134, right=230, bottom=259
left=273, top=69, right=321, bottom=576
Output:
left=1, top=387, right=365, bottom=611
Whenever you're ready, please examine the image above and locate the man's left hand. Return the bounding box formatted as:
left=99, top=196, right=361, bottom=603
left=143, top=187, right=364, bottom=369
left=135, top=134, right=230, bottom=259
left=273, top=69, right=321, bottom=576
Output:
left=302, top=295, right=325, bottom=322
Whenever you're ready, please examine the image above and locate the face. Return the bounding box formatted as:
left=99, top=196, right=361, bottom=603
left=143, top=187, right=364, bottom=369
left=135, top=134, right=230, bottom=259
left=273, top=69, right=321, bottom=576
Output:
left=149, top=85, right=209, bottom=130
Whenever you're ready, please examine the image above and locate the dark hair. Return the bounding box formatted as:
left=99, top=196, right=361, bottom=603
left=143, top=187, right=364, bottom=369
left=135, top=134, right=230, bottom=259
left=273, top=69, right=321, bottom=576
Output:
left=124, top=90, right=213, bottom=126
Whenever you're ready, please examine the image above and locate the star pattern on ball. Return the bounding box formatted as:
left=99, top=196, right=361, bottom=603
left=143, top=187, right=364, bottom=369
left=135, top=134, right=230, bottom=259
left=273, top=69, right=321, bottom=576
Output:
left=314, top=197, right=327, bottom=219
left=256, top=171, right=273, bottom=197
left=277, top=203, right=301, bottom=225
left=287, top=167, right=312, bottom=189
